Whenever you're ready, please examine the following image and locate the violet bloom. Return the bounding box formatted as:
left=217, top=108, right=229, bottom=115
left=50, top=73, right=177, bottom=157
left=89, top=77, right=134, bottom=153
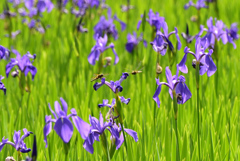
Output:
left=150, top=22, right=181, bottom=55
left=93, top=73, right=129, bottom=93
left=88, top=34, right=119, bottom=65
left=43, top=98, right=90, bottom=148
left=137, top=9, right=165, bottom=31
left=184, top=0, right=208, bottom=10
left=125, top=32, right=147, bottom=53
left=224, top=23, right=239, bottom=49
left=94, top=8, right=126, bottom=40
left=9, top=0, right=22, bottom=7
left=23, top=0, right=38, bottom=17
left=153, top=65, right=192, bottom=107
left=179, top=37, right=216, bottom=77
left=98, top=96, right=130, bottom=108
left=37, top=0, right=54, bottom=13
left=6, top=49, right=37, bottom=80
left=0, top=45, right=10, bottom=60
left=83, top=112, right=112, bottom=154
left=98, top=99, right=116, bottom=108
left=0, top=128, right=32, bottom=153
left=200, top=17, right=236, bottom=49
left=0, top=76, right=6, bottom=95
left=5, top=30, right=21, bottom=39
left=109, top=123, right=138, bottom=150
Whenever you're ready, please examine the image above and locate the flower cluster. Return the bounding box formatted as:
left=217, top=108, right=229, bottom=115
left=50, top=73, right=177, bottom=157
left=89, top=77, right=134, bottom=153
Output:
left=0, top=128, right=32, bottom=153
left=6, top=49, right=37, bottom=80
left=43, top=98, right=90, bottom=147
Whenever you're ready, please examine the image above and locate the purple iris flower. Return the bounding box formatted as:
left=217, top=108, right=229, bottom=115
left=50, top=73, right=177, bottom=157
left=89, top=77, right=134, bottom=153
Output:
left=178, top=37, right=216, bottom=77
left=36, top=0, right=54, bottom=13
left=200, top=17, right=236, bottom=49
left=93, top=73, right=129, bottom=93
left=0, top=128, right=32, bottom=153
left=181, top=24, right=197, bottom=44
left=125, top=32, right=147, bottom=53
left=109, top=123, right=138, bottom=150
left=83, top=112, right=112, bottom=154
left=137, top=9, right=165, bottom=31
left=23, top=0, right=38, bottom=17
left=0, top=76, right=6, bottom=95
left=0, top=45, right=10, bottom=60
left=88, top=34, right=119, bottom=65
left=153, top=65, right=192, bottom=107
left=184, top=0, right=208, bottom=10
left=9, top=0, right=22, bottom=7
left=150, top=22, right=181, bottom=55
left=43, top=98, right=90, bottom=148
left=98, top=96, right=130, bottom=108
left=6, top=49, right=37, bottom=80
left=5, top=30, right=21, bottom=39
left=94, top=8, right=126, bottom=40
left=224, top=23, right=239, bottom=49
left=98, top=99, right=116, bottom=108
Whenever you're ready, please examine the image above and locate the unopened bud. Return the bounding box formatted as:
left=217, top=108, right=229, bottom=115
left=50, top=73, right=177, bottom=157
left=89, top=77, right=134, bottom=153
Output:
left=11, top=69, right=19, bottom=78
left=104, top=57, right=112, bottom=67
left=156, top=63, right=162, bottom=74
left=5, top=156, right=16, bottom=161
left=191, top=16, right=198, bottom=22
left=192, top=59, right=197, bottom=68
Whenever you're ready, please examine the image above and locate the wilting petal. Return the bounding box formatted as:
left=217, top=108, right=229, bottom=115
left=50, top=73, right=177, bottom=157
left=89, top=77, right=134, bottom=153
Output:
left=54, top=118, right=73, bottom=143
left=72, top=116, right=90, bottom=140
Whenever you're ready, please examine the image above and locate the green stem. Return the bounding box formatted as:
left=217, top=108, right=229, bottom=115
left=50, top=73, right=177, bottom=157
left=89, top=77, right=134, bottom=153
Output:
left=173, top=92, right=180, bottom=161
left=101, top=132, right=111, bottom=161
left=98, top=53, right=103, bottom=73
left=197, top=10, right=200, bottom=29
left=196, top=63, right=201, bottom=161
left=8, top=16, right=12, bottom=49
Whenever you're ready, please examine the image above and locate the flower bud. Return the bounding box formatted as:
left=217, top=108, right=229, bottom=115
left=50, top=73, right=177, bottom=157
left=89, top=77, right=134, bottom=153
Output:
left=104, top=57, right=112, bottom=67
left=5, top=156, right=16, bottom=161
left=156, top=63, right=162, bottom=74
left=11, top=69, right=19, bottom=78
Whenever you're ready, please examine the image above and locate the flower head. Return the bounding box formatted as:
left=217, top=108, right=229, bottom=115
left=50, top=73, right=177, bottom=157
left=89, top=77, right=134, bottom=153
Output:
left=151, top=22, right=181, bottom=55
left=6, top=49, right=37, bottom=80
left=153, top=65, right=192, bottom=107
left=184, top=0, right=208, bottom=10
left=93, top=73, right=129, bottom=93
left=0, top=45, right=10, bottom=60
left=94, top=8, right=126, bottom=40
left=43, top=98, right=90, bottom=147
left=125, top=32, right=147, bottom=53
left=83, top=112, right=112, bottom=154
left=0, top=128, right=32, bottom=153
left=88, top=34, right=119, bottom=65
left=137, top=9, right=165, bottom=31
left=178, top=37, right=216, bottom=77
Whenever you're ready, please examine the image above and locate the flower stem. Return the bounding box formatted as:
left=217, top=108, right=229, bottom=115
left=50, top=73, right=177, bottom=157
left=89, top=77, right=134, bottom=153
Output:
left=115, top=94, right=128, bottom=151
left=173, top=92, right=180, bottom=161
left=101, top=131, right=111, bottom=161
left=196, top=63, right=201, bottom=161
left=98, top=53, right=103, bottom=73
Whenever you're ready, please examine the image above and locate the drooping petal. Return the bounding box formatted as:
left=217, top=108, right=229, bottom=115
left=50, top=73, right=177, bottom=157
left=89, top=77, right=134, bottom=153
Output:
left=0, top=137, right=9, bottom=152
left=43, top=116, right=52, bottom=148
left=124, top=128, right=138, bottom=142
left=153, top=83, right=161, bottom=108
left=178, top=53, right=188, bottom=73
left=72, top=116, right=90, bottom=140
left=165, top=67, right=173, bottom=88
left=205, top=55, right=217, bottom=77
left=83, top=136, right=94, bottom=154
left=54, top=118, right=73, bottom=143
left=88, top=49, right=101, bottom=65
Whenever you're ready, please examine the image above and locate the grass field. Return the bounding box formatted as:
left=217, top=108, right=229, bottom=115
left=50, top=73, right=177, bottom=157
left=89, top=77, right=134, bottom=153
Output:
left=0, top=0, right=240, bottom=160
